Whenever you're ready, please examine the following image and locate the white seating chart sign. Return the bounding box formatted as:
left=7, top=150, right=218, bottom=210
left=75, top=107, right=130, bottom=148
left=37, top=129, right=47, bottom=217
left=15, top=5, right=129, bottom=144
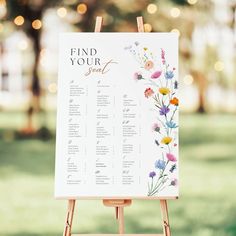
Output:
left=55, top=33, right=179, bottom=198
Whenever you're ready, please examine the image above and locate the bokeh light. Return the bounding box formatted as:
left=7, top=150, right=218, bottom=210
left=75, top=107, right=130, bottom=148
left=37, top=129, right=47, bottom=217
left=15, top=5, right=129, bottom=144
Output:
left=32, top=19, right=42, bottom=30
left=171, top=28, right=180, bottom=37
left=170, top=7, right=180, bottom=18
left=14, top=15, right=24, bottom=26
left=147, top=4, right=157, bottom=14
left=188, top=0, right=198, bottom=5
left=144, top=23, right=152, bottom=32
left=48, top=83, right=57, bottom=93
left=183, top=74, right=194, bottom=85
left=57, top=7, right=67, bottom=18
left=77, top=3, right=87, bottom=14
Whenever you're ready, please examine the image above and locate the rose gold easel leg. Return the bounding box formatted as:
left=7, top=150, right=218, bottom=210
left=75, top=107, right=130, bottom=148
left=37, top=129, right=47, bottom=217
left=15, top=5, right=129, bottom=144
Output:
left=160, top=200, right=171, bottom=236
left=63, top=200, right=76, bottom=236
left=118, top=206, right=125, bottom=234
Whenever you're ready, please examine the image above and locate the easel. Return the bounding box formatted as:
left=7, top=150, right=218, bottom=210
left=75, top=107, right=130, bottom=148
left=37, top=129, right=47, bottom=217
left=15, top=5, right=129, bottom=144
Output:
left=63, top=16, right=172, bottom=236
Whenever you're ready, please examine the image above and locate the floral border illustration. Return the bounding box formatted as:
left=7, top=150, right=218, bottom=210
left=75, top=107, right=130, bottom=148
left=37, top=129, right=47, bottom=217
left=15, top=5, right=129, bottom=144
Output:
left=125, top=42, right=178, bottom=196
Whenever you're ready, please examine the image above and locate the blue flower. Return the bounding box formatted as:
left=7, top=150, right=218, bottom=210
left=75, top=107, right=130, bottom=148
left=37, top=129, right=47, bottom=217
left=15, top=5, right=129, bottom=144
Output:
left=165, top=71, right=174, bottom=79
left=166, top=121, right=178, bottom=128
left=155, top=159, right=166, bottom=170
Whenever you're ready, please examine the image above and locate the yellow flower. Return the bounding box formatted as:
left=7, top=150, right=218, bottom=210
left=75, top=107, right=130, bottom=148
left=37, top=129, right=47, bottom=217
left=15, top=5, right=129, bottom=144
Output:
left=159, top=87, right=170, bottom=95
left=161, top=136, right=172, bottom=145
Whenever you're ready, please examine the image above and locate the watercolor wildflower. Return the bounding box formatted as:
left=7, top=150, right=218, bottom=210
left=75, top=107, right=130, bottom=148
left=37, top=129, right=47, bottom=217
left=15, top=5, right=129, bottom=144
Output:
left=144, top=60, right=154, bottom=70
left=125, top=42, right=178, bottom=196
left=152, top=123, right=160, bottom=133
left=165, top=70, right=174, bottom=79
left=170, top=178, right=178, bottom=186
left=169, top=164, right=177, bottom=173
left=144, top=88, right=154, bottom=98
left=161, top=48, right=166, bottom=64
left=159, top=87, right=170, bottom=95
left=170, top=97, right=179, bottom=106
left=166, top=121, right=178, bottom=129
left=134, top=72, right=143, bottom=80
left=166, top=153, right=177, bottom=162
left=159, top=105, right=170, bottom=116
left=149, top=171, right=156, bottom=178
left=151, top=70, right=162, bottom=79
left=161, top=136, right=172, bottom=145
left=174, top=80, right=178, bottom=89
left=155, top=159, right=166, bottom=170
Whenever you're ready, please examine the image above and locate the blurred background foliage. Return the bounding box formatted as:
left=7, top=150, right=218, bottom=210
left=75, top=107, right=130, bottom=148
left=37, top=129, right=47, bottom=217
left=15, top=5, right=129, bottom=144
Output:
left=0, top=0, right=236, bottom=236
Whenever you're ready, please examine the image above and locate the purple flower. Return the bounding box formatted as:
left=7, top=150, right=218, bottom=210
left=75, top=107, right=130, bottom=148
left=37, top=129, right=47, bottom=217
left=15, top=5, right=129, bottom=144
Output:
left=151, top=70, right=162, bottom=79
left=155, top=159, right=166, bottom=170
left=170, top=178, right=178, bottom=186
left=165, top=71, right=174, bottom=79
left=149, top=171, right=156, bottom=178
left=159, top=106, right=170, bottom=116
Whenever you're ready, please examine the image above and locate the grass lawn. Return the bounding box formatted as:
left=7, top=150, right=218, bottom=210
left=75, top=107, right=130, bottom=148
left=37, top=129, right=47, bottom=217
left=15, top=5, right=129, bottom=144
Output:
left=0, top=113, right=236, bottom=236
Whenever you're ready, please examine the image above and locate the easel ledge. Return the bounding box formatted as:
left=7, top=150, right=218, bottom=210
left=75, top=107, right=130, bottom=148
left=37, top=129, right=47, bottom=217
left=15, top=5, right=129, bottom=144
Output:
left=56, top=196, right=178, bottom=200
left=63, top=16, right=174, bottom=236
left=72, top=235, right=164, bottom=236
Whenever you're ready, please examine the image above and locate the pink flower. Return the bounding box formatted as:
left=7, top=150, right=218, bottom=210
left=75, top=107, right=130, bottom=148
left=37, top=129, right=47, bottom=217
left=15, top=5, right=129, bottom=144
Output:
left=151, top=70, right=162, bottom=79
left=166, top=153, right=177, bottom=162
left=161, top=48, right=166, bottom=64
left=161, top=48, right=165, bottom=60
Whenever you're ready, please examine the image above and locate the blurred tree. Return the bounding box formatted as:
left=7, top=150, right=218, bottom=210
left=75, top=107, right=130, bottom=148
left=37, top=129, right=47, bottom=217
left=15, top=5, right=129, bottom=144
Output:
left=6, top=0, right=58, bottom=133
left=2, top=0, right=219, bottom=131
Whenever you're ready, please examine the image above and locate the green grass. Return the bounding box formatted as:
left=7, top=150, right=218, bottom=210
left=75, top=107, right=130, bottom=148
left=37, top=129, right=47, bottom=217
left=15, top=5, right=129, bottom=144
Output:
left=0, top=113, right=236, bottom=236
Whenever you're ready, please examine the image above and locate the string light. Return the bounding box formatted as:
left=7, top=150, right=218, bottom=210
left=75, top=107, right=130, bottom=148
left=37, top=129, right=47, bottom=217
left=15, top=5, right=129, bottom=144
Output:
left=144, top=23, right=152, bottom=32
left=170, top=7, right=180, bottom=18
left=171, top=28, right=180, bottom=37
left=57, top=7, right=67, bottom=18
left=14, top=15, right=24, bottom=26
left=214, top=61, right=224, bottom=72
left=187, top=0, right=198, bottom=5
left=77, top=3, right=87, bottom=14
left=183, top=74, right=194, bottom=85
left=32, top=19, right=42, bottom=30
left=147, top=4, right=157, bottom=14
